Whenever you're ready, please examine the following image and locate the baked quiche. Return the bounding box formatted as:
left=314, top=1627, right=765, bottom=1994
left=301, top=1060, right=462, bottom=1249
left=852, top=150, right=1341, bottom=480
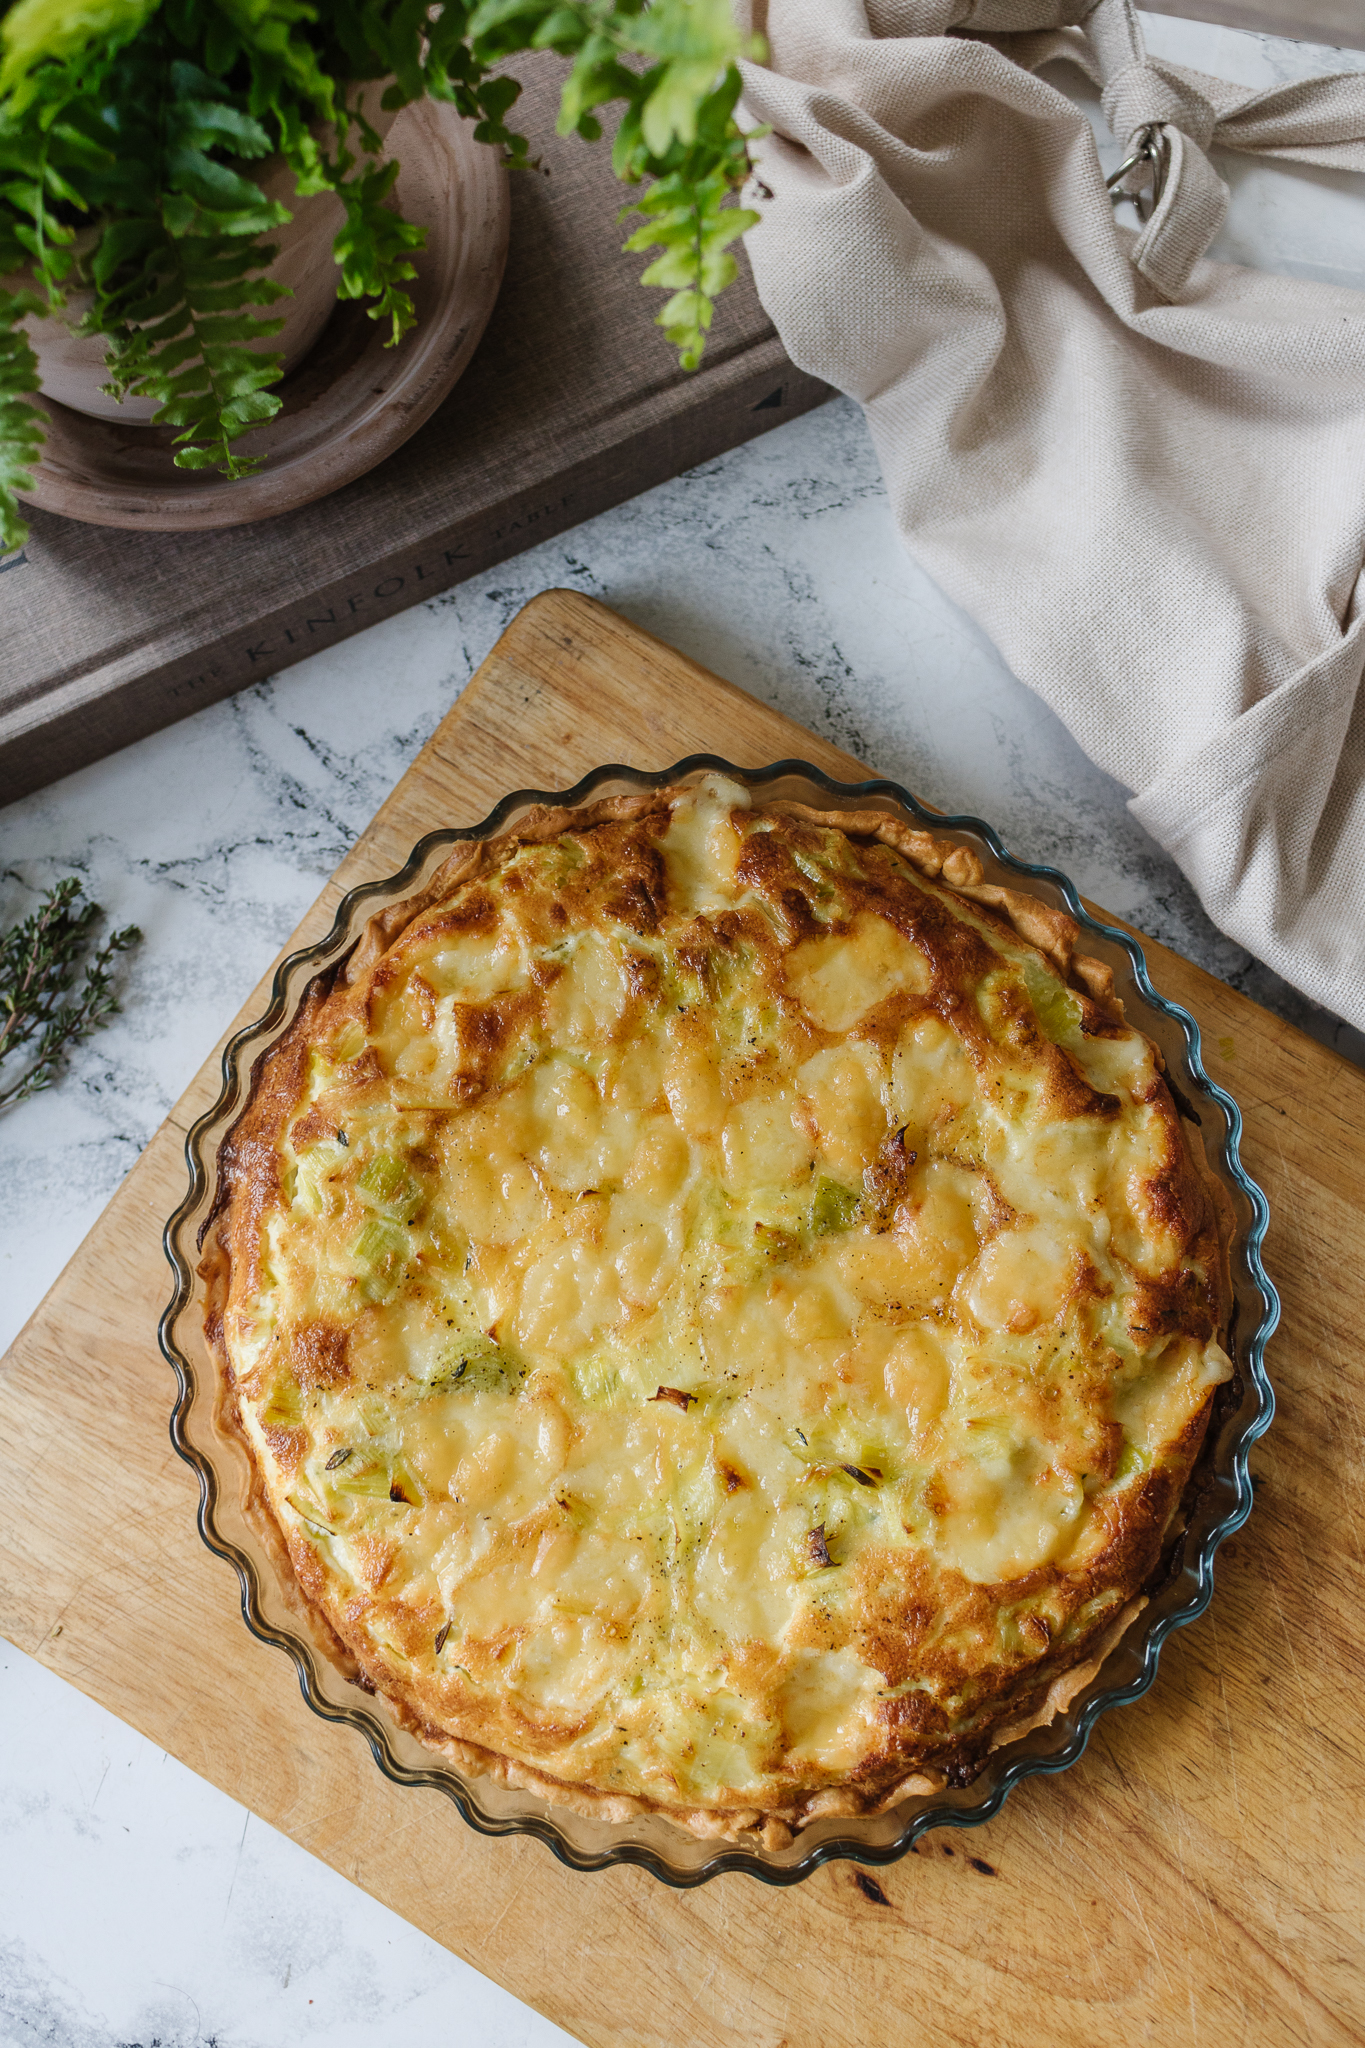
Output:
left=200, top=774, right=1233, bottom=1841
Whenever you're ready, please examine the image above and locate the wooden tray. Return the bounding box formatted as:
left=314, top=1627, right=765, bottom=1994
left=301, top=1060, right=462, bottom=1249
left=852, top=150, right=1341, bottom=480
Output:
left=3, top=590, right=1363, bottom=2048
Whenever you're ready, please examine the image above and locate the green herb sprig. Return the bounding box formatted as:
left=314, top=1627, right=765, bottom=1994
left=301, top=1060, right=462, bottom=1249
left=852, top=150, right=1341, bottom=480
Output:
left=470, top=0, right=764, bottom=370
left=0, top=0, right=767, bottom=550
left=0, top=875, right=141, bottom=1112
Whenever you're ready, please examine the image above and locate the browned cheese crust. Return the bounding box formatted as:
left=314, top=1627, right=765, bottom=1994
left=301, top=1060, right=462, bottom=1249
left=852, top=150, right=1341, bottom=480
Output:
left=200, top=776, right=1233, bottom=1841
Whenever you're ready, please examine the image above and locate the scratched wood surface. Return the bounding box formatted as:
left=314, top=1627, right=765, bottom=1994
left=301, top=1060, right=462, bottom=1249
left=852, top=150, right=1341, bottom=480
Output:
left=2, top=590, right=1362, bottom=2048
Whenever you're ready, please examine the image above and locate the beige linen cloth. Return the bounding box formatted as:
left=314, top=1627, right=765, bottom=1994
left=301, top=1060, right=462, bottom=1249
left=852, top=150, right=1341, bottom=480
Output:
left=735, top=0, right=1365, bottom=1030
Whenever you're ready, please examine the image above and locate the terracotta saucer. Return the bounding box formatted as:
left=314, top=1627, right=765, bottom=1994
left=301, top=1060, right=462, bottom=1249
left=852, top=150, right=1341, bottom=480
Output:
left=18, top=101, right=510, bottom=532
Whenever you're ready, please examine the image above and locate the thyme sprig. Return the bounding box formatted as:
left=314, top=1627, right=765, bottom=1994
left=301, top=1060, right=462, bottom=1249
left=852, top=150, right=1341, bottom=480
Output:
left=0, top=876, right=141, bottom=1112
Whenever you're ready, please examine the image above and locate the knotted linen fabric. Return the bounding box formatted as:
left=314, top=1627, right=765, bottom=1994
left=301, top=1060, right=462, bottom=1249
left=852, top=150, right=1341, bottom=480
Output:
left=736, top=0, right=1365, bottom=1030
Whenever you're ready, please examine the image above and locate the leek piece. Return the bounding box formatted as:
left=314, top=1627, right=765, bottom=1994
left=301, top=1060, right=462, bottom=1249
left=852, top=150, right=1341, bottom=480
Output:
left=791, top=848, right=835, bottom=900
left=571, top=1355, right=624, bottom=1408
left=351, top=1216, right=408, bottom=1301
left=358, top=1394, right=390, bottom=1436
left=358, top=1153, right=406, bottom=1203
left=387, top=1453, right=426, bottom=1507
left=1115, top=1438, right=1151, bottom=1482
left=1020, top=957, right=1083, bottom=1047
left=357, top=1151, right=421, bottom=1225
left=810, top=1177, right=860, bottom=1235
left=963, top=1416, right=1021, bottom=1467
left=426, top=1331, right=526, bottom=1397
left=353, top=1216, right=405, bottom=1266
left=260, top=1382, right=301, bottom=1427
left=331, top=1460, right=393, bottom=1499
left=330, top=1020, right=366, bottom=1063
left=293, top=1151, right=342, bottom=1219
left=286, top=1490, right=333, bottom=1536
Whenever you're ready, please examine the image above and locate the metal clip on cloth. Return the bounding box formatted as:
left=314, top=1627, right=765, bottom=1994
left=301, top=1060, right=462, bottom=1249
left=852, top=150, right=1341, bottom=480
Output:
left=1105, top=120, right=1168, bottom=224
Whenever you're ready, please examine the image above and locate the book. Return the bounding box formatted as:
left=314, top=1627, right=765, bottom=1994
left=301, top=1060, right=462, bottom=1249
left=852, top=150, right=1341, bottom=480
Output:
left=0, top=52, right=828, bottom=804
left=1141, top=0, right=1364, bottom=47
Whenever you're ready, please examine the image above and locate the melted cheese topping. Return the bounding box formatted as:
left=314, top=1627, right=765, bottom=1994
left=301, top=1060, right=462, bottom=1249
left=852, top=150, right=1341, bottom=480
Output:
left=216, top=777, right=1230, bottom=1820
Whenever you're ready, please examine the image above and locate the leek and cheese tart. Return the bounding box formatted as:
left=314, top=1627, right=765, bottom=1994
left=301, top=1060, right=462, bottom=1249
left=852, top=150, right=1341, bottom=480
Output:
left=201, top=775, right=1232, bottom=1841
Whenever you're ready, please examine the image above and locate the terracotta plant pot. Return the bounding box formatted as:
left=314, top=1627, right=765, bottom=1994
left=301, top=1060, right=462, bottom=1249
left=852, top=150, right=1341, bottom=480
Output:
left=17, top=82, right=399, bottom=423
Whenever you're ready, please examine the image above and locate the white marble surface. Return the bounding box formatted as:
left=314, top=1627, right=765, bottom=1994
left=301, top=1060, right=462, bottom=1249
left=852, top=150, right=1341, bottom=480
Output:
left=3, top=14, right=1364, bottom=2048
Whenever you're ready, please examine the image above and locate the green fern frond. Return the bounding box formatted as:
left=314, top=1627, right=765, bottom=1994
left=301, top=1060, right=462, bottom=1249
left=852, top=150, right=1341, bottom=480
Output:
left=623, top=164, right=758, bottom=368
left=468, top=0, right=765, bottom=368
left=0, top=0, right=159, bottom=106
left=617, top=61, right=763, bottom=371
left=0, top=287, right=46, bottom=550
left=0, top=0, right=772, bottom=520
left=97, top=229, right=288, bottom=473
left=330, top=156, right=425, bottom=342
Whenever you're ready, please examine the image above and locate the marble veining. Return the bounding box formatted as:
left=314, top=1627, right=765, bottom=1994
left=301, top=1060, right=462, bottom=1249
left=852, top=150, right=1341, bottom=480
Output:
left=1140, top=11, right=1365, bottom=85
left=2, top=13, right=1364, bottom=2046
left=0, top=1644, right=573, bottom=2048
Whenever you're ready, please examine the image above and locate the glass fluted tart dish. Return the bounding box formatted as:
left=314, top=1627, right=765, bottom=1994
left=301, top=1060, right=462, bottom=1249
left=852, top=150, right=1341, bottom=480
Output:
left=161, top=759, right=1276, bottom=1885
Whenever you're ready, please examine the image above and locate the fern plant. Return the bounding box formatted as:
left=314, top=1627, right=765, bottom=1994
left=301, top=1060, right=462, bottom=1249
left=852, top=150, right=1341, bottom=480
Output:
left=0, top=0, right=766, bottom=550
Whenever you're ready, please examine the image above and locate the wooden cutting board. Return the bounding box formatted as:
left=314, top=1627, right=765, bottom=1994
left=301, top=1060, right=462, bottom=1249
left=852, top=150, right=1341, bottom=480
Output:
left=3, top=590, right=1363, bottom=2048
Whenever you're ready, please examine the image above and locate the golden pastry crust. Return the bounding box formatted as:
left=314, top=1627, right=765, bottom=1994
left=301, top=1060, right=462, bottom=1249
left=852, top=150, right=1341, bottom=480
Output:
left=200, top=776, right=1233, bottom=1840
